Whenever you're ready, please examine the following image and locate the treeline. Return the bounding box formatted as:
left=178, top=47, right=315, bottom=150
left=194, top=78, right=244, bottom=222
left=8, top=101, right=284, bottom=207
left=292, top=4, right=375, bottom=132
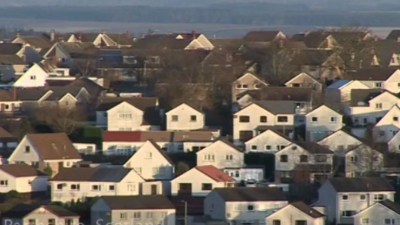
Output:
left=2, top=6, right=400, bottom=27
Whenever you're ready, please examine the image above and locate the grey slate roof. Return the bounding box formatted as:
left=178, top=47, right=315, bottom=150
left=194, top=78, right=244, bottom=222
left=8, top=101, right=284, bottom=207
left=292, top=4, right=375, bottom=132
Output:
left=328, top=177, right=395, bottom=192
left=290, top=202, right=325, bottom=218
left=16, top=88, right=49, bottom=101
left=350, top=89, right=387, bottom=107
left=348, top=67, right=398, bottom=81
left=243, top=31, right=282, bottom=42
left=0, top=43, right=23, bottom=55
left=239, top=87, right=313, bottom=102
left=0, top=55, right=26, bottom=65
left=255, top=101, right=296, bottom=114
left=45, top=86, right=83, bottom=101
left=100, top=195, right=175, bottom=210
left=51, top=167, right=132, bottom=182
left=295, top=142, right=333, bottom=154
left=379, top=200, right=400, bottom=215
left=0, top=164, right=46, bottom=177
left=386, top=30, right=400, bottom=40
left=2, top=204, right=79, bottom=218
left=214, top=187, right=287, bottom=202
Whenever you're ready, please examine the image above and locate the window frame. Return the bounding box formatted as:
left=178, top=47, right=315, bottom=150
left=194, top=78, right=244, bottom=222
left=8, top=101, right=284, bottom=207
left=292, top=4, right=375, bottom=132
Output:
left=239, top=116, right=250, bottom=123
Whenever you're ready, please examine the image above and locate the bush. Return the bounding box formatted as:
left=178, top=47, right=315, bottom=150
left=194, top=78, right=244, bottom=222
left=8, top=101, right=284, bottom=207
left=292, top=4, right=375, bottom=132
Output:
left=5, top=190, right=22, bottom=200
left=175, top=162, right=190, bottom=177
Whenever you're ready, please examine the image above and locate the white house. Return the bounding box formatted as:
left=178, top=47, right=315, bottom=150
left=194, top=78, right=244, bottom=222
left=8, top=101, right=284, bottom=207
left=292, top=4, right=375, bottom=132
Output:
left=165, top=103, right=205, bottom=131
left=123, top=140, right=175, bottom=180
left=196, top=140, right=244, bottom=170
left=325, top=80, right=369, bottom=103
left=275, top=142, right=333, bottom=183
left=231, top=73, right=268, bottom=102
left=50, top=166, right=144, bottom=203
left=8, top=133, right=82, bottom=175
left=317, top=129, right=363, bottom=156
left=348, top=68, right=400, bottom=93
left=244, top=129, right=292, bottom=153
left=345, top=144, right=384, bottom=177
left=91, top=195, right=176, bottom=225
left=0, top=164, right=48, bottom=193
left=171, top=165, right=236, bottom=197
left=353, top=200, right=400, bottom=225
left=266, top=201, right=325, bottom=225
left=285, top=72, right=323, bottom=91
left=204, top=187, right=288, bottom=224
left=13, top=63, right=49, bottom=88
left=316, top=177, right=395, bottom=224
left=374, top=105, right=400, bottom=142
left=306, top=105, right=344, bottom=142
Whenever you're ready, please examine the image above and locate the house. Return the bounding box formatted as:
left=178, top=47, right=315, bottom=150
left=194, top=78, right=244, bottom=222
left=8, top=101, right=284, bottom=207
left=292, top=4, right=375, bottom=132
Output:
left=317, top=129, right=363, bottom=156
left=91, top=195, right=176, bottom=225
left=386, top=30, right=400, bottom=41
left=64, top=32, right=133, bottom=48
left=0, top=164, right=48, bottom=193
left=345, top=143, right=384, bottom=177
left=223, top=166, right=265, bottom=183
left=266, top=201, right=325, bottom=225
left=2, top=204, right=79, bottom=225
left=243, top=31, right=287, bottom=42
left=346, top=89, right=400, bottom=126
left=102, top=130, right=216, bottom=154
left=317, top=177, right=395, bottom=224
left=231, top=73, right=268, bottom=102
left=13, top=63, right=49, bottom=88
left=275, top=142, right=333, bottom=183
left=353, top=200, right=400, bottom=225
left=388, top=131, right=400, bottom=153
left=0, top=127, right=18, bottom=151
left=0, top=52, right=28, bottom=81
left=204, top=187, right=288, bottom=224
left=96, top=97, right=161, bottom=131
left=348, top=68, right=400, bottom=93
left=373, top=105, right=400, bottom=142
left=10, top=35, right=51, bottom=63
left=8, top=133, right=82, bottom=175
left=166, top=103, right=205, bottom=131
left=244, top=129, right=292, bottom=153
left=174, top=31, right=215, bottom=50
left=325, top=80, right=369, bottom=104
left=196, top=139, right=244, bottom=170
left=50, top=166, right=144, bottom=203
left=132, top=33, right=213, bottom=50
left=306, top=105, right=344, bottom=142
left=285, top=72, right=323, bottom=92
left=123, top=139, right=175, bottom=180
left=171, top=165, right=236, bottom=197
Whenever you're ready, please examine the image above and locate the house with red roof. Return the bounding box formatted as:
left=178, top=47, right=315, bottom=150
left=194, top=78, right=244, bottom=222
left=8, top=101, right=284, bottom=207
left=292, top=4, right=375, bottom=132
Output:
left=170, top=165, right=236, bottom=197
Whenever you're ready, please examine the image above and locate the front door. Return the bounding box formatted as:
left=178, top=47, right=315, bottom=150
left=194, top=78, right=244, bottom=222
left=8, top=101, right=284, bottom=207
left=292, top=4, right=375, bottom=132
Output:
left=151, top=184, right=157, bottom=195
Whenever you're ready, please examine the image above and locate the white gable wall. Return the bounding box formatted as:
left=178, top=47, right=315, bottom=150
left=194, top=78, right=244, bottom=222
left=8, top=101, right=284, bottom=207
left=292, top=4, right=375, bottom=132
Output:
left=353, top=203, right=400, bottom=225
left=306, top=106, right=343, bottom=142
left=13, top=64, right=48, bottom=88
left=196, top=141, right=244, bottom=169
left=245, top=130, right=292, bottom=153
left=107, top=102, right=144, bottom=131
left=266, top=205, right=324, bottom=225
left=166, top=104, right=204, bottom=131
left=8, top=137, right=40, bottom=166
left=373, top=106, right=400, bottom=142
left=317, top=130, right=362, bottom=156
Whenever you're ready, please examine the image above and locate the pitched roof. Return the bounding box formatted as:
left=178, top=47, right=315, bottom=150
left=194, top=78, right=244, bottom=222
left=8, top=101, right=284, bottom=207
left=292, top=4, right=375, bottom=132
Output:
left=238, top=87, right=313, bottom=102
left=97, top=97, right=158, bottom=111
left=18, top=36, right=52, bottom=49
left=0, top=164, right=46, bottom=177
left=326, top=80, right=352, bottom=89
left=386, top=30, right=400, bottom=40
left=214, top=187, right=287, bottom=202
left=195, top=165, right=235, bottom=182
left=0, top=55, right=26, bottom=65
left=0, top=127, right=14, bottom=138
left=26, top=133, right=81, bottom=160
left=327, top=177, right=395, bottom=192
left=290, top=202, right=325, bottom=218
left=103, top=131, right=142, bottom=142
left=106, top=34, right=134, bottom=45
left=255, top=101, right=296, bottom=114
left=145, top=139, right=174, bottom=165
left=67, top=78, right=105, bottom=97
left=348, top=68, right=398, bottom=81
left=51, top=167, right=132, bottom=182
left=132, top=35, right=193, bottom=50
left=100, top=195, right=175, bottom=210
left=379, top=200, right=400, bottom=215
left=2, top=204, right=78, bottom=218
left=103, top=131, right=214, bottom=143
left=243, top=31, right=283, bottom=42
left=294, top=142, right=333, bottom=154
left=45, top=86, right=83, bottom=101
left=0, top=43, right=23, bottom=55
left=291, top=49, right=334, bottom=65
left=350, top=89, right=387, bottom=107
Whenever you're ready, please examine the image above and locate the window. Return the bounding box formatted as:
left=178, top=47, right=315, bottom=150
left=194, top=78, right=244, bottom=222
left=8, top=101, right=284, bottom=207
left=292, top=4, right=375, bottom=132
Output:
left=379, top=130, right=385, bottom=137
left=277, top=116, right=288, bottom=122
left=120, top=213, right=127, bottom=220
left=235, top=171, right=239, bottom=178
left=109, top=185, right=115, bottom=191
left=70, top=184, right=80, bottom=190
left=300, top=155, right=308, bottom=162
left=190, top=115, right=197, bottom=122
left=251, top=145, right=257, bottom=150
left=341, top=210, right=356, bottom=217
left=145, top=152, right=152, bottom=159
left=236, top=84, right=242, bottom=89
left=260, top=116, right=267, bottom=123
left=374, top=194, right=385, bottom=201
left=0, top=180, right=8, bottom=187
left=133, top=212, right=141, bottom=219
left=92, top=185, right=101, bottom=191
left=242, top=84, right=249, bottom=89
left=28, top=219, right=36, bottom=225
left=277, top=145, right=285, bottom=150
left=146, top=212, right=153, bottom=218
left=226, top=155, right=233, bottom=161
left=385, top=219, right=395, bottom=224
left=394, top=117, right=399, bottom=122
left=202, top=183, right=212, bottom=190
left=25, top=146, right=30, bottom=153
left=65, top=219, right=73, bottom=225
left=103, top=112, right=107, bottom=117
left=31, top=161, right=39, bottom=168
left=351, top=156, right=358, bottom=163
left=265, top=145, right=272, bottom=151
left=311, top=117, right=318, bottom=122
left=239, top=116, right=250, bottom=123
left=295, top=221, right=307, bottom=225
left=254, top=84, right=261, bottom=89
left=204, top=154, right=215, bottom=161
left=361, top=218, right=369, bottom=224
left=342, top=195, right=348, bottom=200
left=280, top=171, right=293, bottom=178
left=48, top=219, right=55, bottom=225
left=330, top=117, right=337, bottom=123
left=360, top=194, right=366, bottom=200
left=118, top=113, right=132, bottom=119
left=247, top=205, right=254, bottom=211
left=273, top=220, right=281, bottom=225
left=30, top=75, right=36, bottom=80
left=376, top=103, right=382, bottom=109
left=375, top=82, right=382, bottom=88
left=172, top=115, right=178, bottom=121
left=57, top=184, right=63, bottom=190
left=315, top=155, right=327, bottom=163
left=280, top=155, right=288, bottom=162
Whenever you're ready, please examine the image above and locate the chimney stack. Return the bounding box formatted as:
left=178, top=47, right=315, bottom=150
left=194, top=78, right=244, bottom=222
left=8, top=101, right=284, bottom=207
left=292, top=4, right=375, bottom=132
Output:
left=50, top=30, right=55, bottom=42
left=192, top=30, right=197, bottom=39
left=126, top=30, right=131, bottom=38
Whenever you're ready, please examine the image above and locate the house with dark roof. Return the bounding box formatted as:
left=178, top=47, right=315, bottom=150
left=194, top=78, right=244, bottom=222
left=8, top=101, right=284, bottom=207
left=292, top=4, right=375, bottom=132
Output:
left=11, top=34, right=51, bottom=63
left=348, top=68, right=400, bottom=93
left=13, top=63, right=49, bottom=88
left=325, top=79, right=369, bottom=104
left=231, top=73, right=268, bottom=102
left=317, top=177, right=395, bottom=224
left=171, top=165, right=236, bottom=197
left=204, top=187, right=288, bottom=224
left=8, top=133, right=82, bottom=176
left=266, top=201, right=325, bottom=225
left=317, top=129, right=363, bottom=156
left=373, top=105, right=400, bottom=143
left=344, top=143, right=385, bottom=178
left=2, top=204, right=79, bottom=225
left=275, top=142, right=333, bottom=183
left=196, top=139, right=244, bottom=170
left=353, top=199, right=400, bottom=225
left=165, top=103, right=205, bottom=131
left=386, top=29, right=400, bottom=41
left=96, top=97, right=161, bottom=131
left=285, top=72, right=323, bottom=92
left=243, top=30, right=287, bottom=42
left=91, top=195, right=176, bottom=225
left=0, top=164, right=48, bottom=193
left=245, top=129, right=292, bottom=154
left=50, top=166, right=144, bottom=203
left=0, top=127, right=18, bottom=151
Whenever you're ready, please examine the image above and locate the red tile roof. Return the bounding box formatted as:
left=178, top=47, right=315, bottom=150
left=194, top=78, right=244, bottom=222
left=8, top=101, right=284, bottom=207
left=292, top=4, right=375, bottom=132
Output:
left=103, top=131, right=141, bottom=142
left=196, top=165, right=235, bottom=182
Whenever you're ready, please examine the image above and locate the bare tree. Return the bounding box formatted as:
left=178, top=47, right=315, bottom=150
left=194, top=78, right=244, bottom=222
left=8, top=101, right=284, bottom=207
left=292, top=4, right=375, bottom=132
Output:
left=262, top=47, right=298, bottom=86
